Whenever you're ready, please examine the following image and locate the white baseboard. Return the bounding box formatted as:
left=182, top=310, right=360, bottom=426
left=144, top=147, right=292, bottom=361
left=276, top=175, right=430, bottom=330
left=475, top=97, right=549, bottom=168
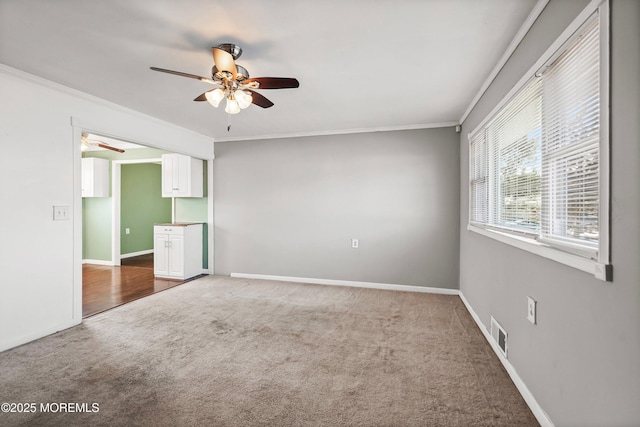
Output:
left=458, top=291, right=554, bottom=427
left=120, top=249, right=153, bottom=259
left=83, top=250, right=153, bottom=265
left=82, top=259, right=114, bottom=266
left=230, top=273, right=460, bottom=295
left=0, top=319, right=80, bottom=353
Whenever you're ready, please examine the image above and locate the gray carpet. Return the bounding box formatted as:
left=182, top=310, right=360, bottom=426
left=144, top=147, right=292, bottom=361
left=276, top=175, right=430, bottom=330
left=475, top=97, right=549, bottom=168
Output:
left=0, top=276, right=538, bottom=426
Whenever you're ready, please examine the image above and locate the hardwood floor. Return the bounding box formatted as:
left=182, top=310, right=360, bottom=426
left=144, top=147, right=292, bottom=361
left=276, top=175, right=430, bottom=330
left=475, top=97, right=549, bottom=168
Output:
left=83, top=254, right=191, bottom=318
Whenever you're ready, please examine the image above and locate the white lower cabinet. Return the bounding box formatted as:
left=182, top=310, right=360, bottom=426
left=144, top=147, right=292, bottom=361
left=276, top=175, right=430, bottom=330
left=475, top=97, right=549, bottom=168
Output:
left=153, top=223, right=203, bottom=280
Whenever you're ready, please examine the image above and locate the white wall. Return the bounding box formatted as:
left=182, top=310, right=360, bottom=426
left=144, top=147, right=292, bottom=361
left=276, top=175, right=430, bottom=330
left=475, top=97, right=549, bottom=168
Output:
left=0, top=65, right=213, bottom=352
left=459, top=1, right=640, bottom=425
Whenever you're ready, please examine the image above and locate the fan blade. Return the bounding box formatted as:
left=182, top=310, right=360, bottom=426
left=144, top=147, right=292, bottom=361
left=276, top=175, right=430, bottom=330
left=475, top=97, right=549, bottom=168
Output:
left=194, top=91, right=209, bottom=102
left=212, top=47, right=237, bottom=79
left=150, top=67, right=216, bottom=84
left=97, top=143, right=125, bottom=153
left=82, top=136, right=125, bottom=153
left=244, top=77, right=299, bottom=89
left=246, top=90, right=274, bottom=108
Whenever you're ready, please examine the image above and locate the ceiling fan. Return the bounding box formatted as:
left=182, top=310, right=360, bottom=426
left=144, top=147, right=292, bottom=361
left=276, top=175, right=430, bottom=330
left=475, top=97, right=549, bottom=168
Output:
left=81, top=135, right=125, bottom=153
left=150, top=43, right=299, bottom=114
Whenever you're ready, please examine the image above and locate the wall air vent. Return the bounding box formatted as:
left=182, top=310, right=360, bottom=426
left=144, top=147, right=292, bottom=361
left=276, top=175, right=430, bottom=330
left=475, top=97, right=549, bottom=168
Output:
left=490, top=316, right=508, bottom=358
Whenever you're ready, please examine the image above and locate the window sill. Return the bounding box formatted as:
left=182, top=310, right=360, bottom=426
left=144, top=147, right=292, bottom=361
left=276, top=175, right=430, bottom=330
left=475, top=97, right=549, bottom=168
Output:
left=467, top=224, right=611, bottom=281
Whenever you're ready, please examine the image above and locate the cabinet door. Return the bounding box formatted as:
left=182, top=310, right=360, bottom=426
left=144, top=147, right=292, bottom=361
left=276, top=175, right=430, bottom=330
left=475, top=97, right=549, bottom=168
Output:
left=82, top=157, right=109, bottom=197
left=154, top=234, right=170, bottom=276
left=168, top=234, right=184, bottom=277
left=172, top=154, right=191, bottom=197
left=161, top=153, right=203, bottom=198
left=81, top=160, right=93, bottom=198
left=161, top=155, right=176, bottom=197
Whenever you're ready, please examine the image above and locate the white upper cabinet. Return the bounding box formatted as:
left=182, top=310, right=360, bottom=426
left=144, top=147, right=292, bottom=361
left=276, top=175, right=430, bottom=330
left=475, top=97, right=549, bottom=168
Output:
left=81, top=157, right=109, bottom=197
left=161, top=153, right=203, bottom=198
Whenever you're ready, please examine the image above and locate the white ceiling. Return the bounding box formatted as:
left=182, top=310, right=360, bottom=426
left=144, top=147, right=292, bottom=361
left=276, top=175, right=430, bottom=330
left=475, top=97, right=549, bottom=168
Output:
left=0, top=0, right=537, bottom=141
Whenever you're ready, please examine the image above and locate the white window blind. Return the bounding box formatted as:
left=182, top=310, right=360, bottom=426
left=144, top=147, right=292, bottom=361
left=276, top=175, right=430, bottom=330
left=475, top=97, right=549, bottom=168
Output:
left=489, top=80, right=542, bottom=234
left=540, top=17, right=600, bottom=251
left=470, top=130, right=488, bottom=224
left=469, top=13, right=601, bottom=258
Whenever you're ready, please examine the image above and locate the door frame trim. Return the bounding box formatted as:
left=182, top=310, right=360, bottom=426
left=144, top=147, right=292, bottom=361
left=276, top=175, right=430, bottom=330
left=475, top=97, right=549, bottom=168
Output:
left=73, top=118, right=214, bottom=323
left=111, top=158, right=162, bottom=267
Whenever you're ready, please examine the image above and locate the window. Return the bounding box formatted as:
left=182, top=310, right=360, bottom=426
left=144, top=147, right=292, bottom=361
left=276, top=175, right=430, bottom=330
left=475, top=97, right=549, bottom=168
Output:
left=468, top=9, right=609, bottom=275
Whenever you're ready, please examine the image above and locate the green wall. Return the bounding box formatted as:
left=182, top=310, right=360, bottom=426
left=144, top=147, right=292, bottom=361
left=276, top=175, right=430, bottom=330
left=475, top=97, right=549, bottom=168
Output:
left=121, top=163, right=172, bottom=255
left=82, top=197, right=112, bottom=260
left=175, top=160, right=209, bottom=268
left=82, top=148, right=170, bottom=261
left=82, top=150, right=209, bottom=268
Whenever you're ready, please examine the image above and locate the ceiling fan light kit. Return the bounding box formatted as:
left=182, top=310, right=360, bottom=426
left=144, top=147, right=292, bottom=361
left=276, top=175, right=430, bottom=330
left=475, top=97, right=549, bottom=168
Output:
left=205, top=88, right=225, bottom=108
left=151, top=43, right=299, bottom=116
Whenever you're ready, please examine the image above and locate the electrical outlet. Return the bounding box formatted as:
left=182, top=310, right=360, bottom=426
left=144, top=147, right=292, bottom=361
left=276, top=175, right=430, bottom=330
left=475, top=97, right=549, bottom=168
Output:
left=53, top=205, right=71, bottom=221
left=527, top=296, right=537, bottom=325
left=351, top=238, right=359, bottom=249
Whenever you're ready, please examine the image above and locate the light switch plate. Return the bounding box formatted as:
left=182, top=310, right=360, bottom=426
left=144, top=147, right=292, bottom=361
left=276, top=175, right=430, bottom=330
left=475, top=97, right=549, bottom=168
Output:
left=527, top=296, right=537, bottom=325
left=53, top=205, right=71, bottom=221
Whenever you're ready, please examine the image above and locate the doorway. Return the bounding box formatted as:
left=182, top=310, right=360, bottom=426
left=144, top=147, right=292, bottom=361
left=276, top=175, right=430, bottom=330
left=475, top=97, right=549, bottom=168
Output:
left=81, top=133, right=210, bottom=317
left=82, top=255, right=188, bottom=317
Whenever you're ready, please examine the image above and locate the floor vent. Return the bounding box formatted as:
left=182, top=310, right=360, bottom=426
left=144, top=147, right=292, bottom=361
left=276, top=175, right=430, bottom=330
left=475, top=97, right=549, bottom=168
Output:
left=490, top=316, right=508, bottom=358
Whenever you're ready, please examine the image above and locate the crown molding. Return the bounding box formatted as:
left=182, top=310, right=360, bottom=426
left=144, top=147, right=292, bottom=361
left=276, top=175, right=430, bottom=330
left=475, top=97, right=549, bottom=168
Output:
left=459, top=0, right=549, bottom=125
left=1, top=62, right=457, bottom=144
left=0, top=62, right=212, bottom=143
left=215, top=121, right=459, bottom=142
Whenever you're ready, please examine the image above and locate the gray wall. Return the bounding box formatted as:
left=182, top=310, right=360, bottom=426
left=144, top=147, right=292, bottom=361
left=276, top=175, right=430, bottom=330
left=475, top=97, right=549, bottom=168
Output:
left=459, top=1, right=640, bottom=426
left=214, top=128, right=460, bottom=288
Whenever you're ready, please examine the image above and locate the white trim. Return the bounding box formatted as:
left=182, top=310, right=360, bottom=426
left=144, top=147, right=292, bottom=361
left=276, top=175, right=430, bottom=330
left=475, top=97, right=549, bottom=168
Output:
left=467, top=224, right=602, bottom=277
left=111, top=157, right=163, bottom=267
left=82, top=259, right=115, bottom=266
left=0, top=319, right=80, bottom=353
left=467, top=0, right=605, bottom=139
left=112, top=162, right=121, bottom=266
left=72, top=126, right=83, bottom=323
left=120, top=249, right=154, bottom=259
left=71, top=116, right=214, bottom=161
left=460, top=0, right=549, bottom=124
left=215, top=122, right=459, bottom=143
left=597, top=0, right=611, bottom=265
left=459, top=292, right=554, bottom=427
left=1, top=63, right=450, bottom=146
left=466, top=0, right=611, bottom=281
left=207, top=159, right=215, bottom=274
left=113, top=158, right=163, bottom=165
left=230, top=273, right=460, bottom=295
left=0, top=63, right=212, bottom=152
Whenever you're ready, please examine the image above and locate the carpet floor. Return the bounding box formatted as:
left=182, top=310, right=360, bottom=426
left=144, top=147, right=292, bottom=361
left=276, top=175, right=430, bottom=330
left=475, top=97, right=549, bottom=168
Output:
left=0, top=275, right=538, bottom=426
